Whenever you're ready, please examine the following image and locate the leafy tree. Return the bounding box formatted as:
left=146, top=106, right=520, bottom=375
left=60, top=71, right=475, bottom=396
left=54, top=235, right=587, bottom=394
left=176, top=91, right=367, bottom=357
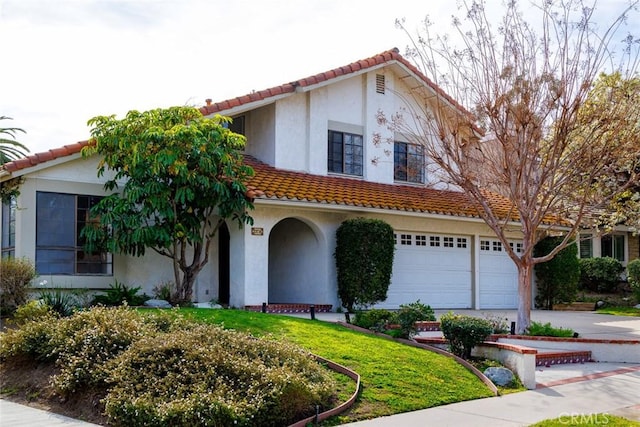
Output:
left=383, top=0, right=639, bottom=333
left=534, top=236, right=580, bottom=310
left=0, top=116, right=28, bottom=164
left=82, top=106, right=254, bottom=304
left=580, top=74, right=640, bottom=233
left=334, top=218, right=395, bottom=313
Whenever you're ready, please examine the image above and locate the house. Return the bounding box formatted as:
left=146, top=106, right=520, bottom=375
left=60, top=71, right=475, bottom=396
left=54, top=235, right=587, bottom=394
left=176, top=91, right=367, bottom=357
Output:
left=3, top=48, right=630, bottom=311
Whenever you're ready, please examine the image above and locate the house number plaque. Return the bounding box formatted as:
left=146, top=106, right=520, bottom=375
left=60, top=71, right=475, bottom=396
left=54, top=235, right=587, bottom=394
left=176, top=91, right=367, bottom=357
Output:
left=251, top=227, right=264, bottom=236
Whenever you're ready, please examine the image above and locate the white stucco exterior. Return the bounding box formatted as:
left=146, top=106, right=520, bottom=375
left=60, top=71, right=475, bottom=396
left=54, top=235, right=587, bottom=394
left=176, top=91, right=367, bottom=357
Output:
left=6, top=51, right=614, bottom=311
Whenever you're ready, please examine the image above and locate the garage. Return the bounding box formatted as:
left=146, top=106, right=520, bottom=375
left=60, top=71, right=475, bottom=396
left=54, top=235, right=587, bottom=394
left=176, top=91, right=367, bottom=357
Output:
left=479, top=239, right=522, bottom=309
left=377, top=233, right=472, bottom=309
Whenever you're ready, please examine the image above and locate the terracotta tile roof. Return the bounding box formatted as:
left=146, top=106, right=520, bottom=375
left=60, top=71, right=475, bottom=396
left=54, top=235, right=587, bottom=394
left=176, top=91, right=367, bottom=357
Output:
left=199, top=48, right=476, bottom=124
left=243, top=156, right=528, bottom=222
left=1, top=141, right=89, bottom=173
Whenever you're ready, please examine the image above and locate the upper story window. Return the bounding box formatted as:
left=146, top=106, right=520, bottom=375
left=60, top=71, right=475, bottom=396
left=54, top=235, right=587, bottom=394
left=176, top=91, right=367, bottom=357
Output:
left=328, top=130, right=363, bottom=176
left=394, top=141, right=424, bottom=183
left=228, top=115, right=245, bottom=135
left=601, top=234, right=625, bottom=262
left=1, top=197, right=16, bottom=259
left=36, top=192, right=112, bottom=275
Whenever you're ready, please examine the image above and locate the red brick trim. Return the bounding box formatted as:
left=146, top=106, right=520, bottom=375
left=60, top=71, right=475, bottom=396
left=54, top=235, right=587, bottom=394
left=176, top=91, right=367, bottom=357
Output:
left=536, top=365, right=640, bottom=389
left=494, top=334, right=640, bottom=345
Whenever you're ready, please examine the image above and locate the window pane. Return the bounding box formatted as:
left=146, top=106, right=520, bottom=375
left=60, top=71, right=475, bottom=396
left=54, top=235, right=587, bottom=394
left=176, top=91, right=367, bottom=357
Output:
left=601, top=235, right=613, bottom=258
left=579, top=235, right=593, bottom=258
left=614, top=235, right=625, bottom=262
left=36, top=249, right=75, bottom=275
left=37, top=192, right=75, bottom=247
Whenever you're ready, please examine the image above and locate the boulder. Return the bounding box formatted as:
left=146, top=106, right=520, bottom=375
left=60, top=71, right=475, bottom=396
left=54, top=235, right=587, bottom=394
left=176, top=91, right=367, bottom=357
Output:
left=144, top=299, right=172, bottom=309
left=194, top=302, right=223, bottom=309
left=635, top=304, right=640, bottom=309
left=484, top=366, right=515, bottom=387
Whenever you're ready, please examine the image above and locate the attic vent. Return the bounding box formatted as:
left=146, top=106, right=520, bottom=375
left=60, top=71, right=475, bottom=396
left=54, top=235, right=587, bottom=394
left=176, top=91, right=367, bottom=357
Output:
left=376, top=74, right=385, bottom=94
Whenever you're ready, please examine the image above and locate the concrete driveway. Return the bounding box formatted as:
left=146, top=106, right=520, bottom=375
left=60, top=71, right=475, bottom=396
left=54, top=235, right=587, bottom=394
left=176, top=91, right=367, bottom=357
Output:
left=433, top=309, right=640, bottom=340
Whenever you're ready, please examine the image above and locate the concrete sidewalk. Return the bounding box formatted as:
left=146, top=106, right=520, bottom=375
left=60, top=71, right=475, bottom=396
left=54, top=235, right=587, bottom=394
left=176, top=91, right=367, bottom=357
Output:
left=0, top=400, right=101, bottom=427
left=344, top=364, right=640, bottom=426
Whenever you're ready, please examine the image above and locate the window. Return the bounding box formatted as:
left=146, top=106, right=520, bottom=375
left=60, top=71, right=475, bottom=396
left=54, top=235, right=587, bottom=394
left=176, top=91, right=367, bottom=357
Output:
left=328, top=130, right=363, bottom=176
left=1, top=197, right=16, bottom=258
left=457, top=238, right=468, bottom=248
left=394, top=141, right=424, bottom=183
left=443, top=237, right=454, bottom=247
left=579, top=234, right=593, bottom=258
left=228, top=115, right=245, bottom=135
left=430, top=236, right=440, bottom=247
left=415, top=235, right=426, bottom=246
left=36, top=192, right=112, bottom=275
left=400, top=234, right=412, bottom=245
left=601, top=234, right=625, bottom=262
left=492, top=241, right=503, bottom=252
left=480, top=240, right=490, bottom=251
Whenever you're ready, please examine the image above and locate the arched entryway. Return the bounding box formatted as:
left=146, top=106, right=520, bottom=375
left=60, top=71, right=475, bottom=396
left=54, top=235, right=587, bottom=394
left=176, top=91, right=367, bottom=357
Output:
left=217, top=222, right=230, bottom=305
left=268, top=218, right=325, bottom=304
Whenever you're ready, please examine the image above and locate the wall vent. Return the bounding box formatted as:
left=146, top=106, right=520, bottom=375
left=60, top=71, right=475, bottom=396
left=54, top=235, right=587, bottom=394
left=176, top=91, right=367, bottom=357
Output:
left=376, top=74, right=385, bottom=94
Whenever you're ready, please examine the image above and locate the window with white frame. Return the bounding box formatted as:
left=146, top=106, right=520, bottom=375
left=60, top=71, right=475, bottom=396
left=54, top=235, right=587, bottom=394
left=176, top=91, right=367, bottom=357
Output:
left=36, top=192, right=112, bottom=275
left=601, top=234, right=625, bottom=262
left=328, top=130, right=363, bottom=176
left=394, top=141, right=424, bottom=183
left=579, top=234, right=593, bottom=258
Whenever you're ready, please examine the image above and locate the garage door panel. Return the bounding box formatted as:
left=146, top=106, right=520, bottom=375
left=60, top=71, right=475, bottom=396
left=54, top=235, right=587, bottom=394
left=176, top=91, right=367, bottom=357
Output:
left=375, top=233, right=472, bottom=309
left=479, top=239, right=521, bottom=309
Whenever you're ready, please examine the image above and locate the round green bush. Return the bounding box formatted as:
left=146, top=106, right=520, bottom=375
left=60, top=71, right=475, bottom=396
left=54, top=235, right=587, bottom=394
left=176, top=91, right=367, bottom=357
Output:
left=0, top=257, right=36, bottom=315
left=627, top=258, right=640, bottom=301
left=578, top=257, right=625, bottom=292
left=440, top=313, right=493, bottom=359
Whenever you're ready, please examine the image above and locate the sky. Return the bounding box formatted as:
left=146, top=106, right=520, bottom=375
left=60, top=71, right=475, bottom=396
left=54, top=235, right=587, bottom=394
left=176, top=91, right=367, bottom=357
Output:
left=0, top=0, right=637, bottom=155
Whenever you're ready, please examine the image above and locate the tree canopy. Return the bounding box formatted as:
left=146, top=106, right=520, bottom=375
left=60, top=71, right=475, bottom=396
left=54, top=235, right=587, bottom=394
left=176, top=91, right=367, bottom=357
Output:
left=0, top=116, right=28, bottom=165
left=82, top=106, right=254, bottom=304
left=387, top=0, right=640, bottom=332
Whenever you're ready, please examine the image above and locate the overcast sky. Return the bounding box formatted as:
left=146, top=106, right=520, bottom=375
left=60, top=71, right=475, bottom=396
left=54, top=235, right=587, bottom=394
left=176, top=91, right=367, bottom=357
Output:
left=1, top=0, right=637, bottom=154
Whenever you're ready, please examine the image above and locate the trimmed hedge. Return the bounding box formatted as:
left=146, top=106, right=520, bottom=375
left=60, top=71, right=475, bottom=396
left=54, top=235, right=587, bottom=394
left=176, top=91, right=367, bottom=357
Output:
left=440, top=313, right=493, bottom=359
left=578, top=257, right=624, bottom=292
left=335, top=218, right=395, bottom=312
left=534, top=236, right=580, bottom=309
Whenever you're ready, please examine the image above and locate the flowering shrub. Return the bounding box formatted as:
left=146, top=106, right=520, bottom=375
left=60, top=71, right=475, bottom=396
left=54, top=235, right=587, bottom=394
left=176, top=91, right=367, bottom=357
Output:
left=0, top=307, right=337, bottom=425
left=49, top=306, right=154, bottom=394
left=104, top=324, right=336, bottom=426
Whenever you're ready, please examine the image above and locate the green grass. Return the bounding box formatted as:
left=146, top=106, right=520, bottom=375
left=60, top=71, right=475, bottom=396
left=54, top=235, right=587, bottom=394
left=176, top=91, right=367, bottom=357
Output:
left=596, top=306, right=640, bottom=317
left=174, top=308, right=494, bottom=422
left=530, top=414, right=640, bottom=426
left=526, top=321, right=575, bottom=337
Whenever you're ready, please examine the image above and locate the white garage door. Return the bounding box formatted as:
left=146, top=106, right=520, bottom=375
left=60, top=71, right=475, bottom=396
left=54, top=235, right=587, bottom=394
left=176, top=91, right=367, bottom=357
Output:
left=479, top=239, right=522, bottom=309
left=377, top=233, right=472, bottom=309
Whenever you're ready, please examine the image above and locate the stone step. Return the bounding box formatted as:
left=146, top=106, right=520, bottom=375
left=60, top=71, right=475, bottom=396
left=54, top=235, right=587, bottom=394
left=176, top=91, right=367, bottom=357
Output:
left=535, top=349, right=593, bottom=367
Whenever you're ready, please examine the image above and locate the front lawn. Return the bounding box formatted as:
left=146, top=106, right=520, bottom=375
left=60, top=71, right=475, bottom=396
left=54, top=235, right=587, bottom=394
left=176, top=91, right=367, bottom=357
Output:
left=596, top=306, right=640, bottom=317
left=178, top=308, right=494, bottom=422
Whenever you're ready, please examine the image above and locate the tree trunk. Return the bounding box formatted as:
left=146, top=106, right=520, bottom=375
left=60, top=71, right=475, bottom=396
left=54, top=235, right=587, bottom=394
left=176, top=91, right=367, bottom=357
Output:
left=516, top=262, right=533, bottom=334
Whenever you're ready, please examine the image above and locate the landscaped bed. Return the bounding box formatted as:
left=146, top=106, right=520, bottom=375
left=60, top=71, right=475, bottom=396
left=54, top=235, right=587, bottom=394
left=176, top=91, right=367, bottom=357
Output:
left=0, top=306, right=494, bottom=426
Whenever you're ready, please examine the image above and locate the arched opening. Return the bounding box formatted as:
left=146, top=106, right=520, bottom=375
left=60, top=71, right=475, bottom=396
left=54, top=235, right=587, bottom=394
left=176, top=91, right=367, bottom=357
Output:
left=217, top=222, right=230, bottom=305
left=268, top=218, right=324, bottom=304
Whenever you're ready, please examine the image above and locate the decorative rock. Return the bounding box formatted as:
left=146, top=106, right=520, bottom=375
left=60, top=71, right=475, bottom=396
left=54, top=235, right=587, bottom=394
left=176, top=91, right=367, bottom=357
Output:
left=635, top=304, right=640, bottom=309
left=484, top=366, right=514, bottom=387
left=144, top=299, right=172, bottom=308
left=596, top=300, right=606, bottom=308
left=194, top=302, right=223, bottom=309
